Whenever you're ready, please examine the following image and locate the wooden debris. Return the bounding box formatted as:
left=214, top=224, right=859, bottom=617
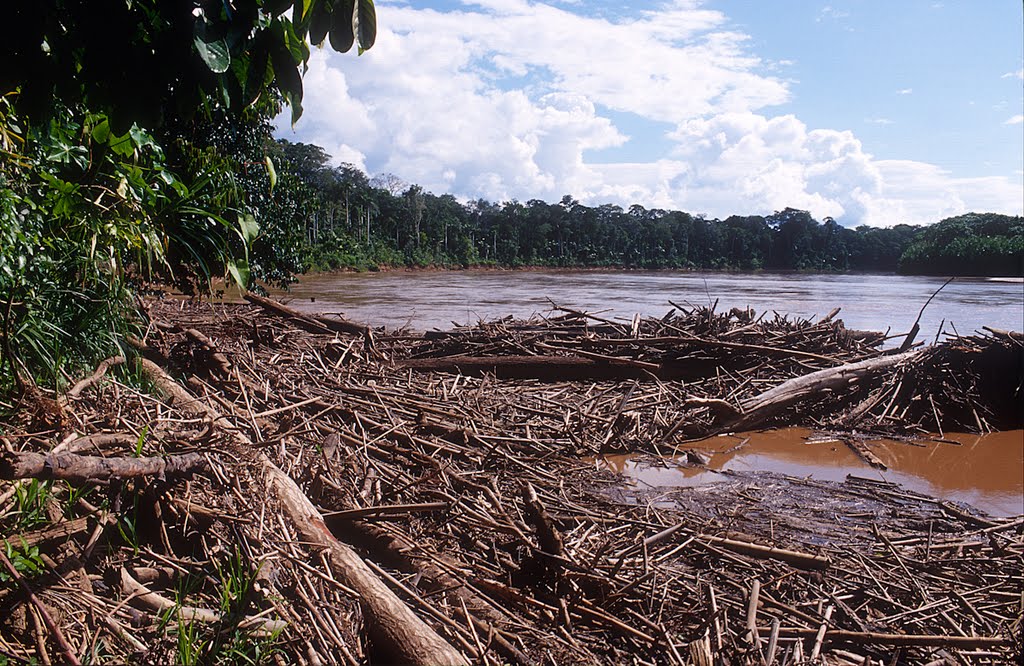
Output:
left=0, top=298, right=1019, bottom=665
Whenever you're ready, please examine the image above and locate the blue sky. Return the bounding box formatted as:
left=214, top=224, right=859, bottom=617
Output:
left=276, top=0, right=1024, bottom=227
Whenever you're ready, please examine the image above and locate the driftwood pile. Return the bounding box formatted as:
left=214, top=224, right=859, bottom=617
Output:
left=0, top=297, right=1020, bottom=665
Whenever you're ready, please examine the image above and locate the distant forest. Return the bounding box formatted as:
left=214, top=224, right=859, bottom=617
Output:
left=267, top=140, right=1024, bottom=282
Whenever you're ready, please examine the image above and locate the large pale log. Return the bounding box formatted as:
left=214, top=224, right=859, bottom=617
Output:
left=136, top=358, right=466, bottom=666
left=725, top=349, right=922, bottom=432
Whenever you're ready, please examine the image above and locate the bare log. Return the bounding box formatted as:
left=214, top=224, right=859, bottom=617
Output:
left=721, top=350, right=922, bottom=432
left=522, top=482, right=564, bottom=559
left=0, top=450, right=208, bottom=483
left=245, top=292, right=374, bottom=348
left=185, top=329, right=233, bottom=375
left=136, top=358, right=467, bottom=666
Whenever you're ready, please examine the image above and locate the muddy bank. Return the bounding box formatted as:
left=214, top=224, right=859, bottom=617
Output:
left=0, top=298, right=1021, bottom=665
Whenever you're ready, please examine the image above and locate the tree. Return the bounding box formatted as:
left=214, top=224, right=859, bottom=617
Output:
left=1, top=0, right=378, bottom=390
left=3, top=0, right=377, bottom=131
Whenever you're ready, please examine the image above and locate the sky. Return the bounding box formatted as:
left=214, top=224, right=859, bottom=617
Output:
left=274, top=0, right=1024, bottom=227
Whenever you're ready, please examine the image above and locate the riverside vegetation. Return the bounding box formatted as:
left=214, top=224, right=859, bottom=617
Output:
left=1, top=1, right=1023, bottom=664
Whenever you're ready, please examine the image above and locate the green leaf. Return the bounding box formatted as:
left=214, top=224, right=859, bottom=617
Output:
left=108, top=131, right=136, bottom=158
left=265, top=156, right=277, bottom=193
left=244, top=34, right=272, bottom=106
left=309, top=0, right=332, bottom=45
left=238, top=213, right=260, bottom=245
left=91, top=118, right=110, bottom=144
left=357, top=0, right=377, bottom=51
left=271, top=43, right=303, bottom=102
left=264, top=0, right=293, bottom=16
left=292, top=0, right=314, bottom=29
left=226, top=259, right=250, bottom=290
left=194, top=19, right=232, bottom=74
left=329, top=0, right=356, bottom=53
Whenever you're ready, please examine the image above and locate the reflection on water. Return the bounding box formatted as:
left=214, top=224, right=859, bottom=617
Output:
left=274, top=269, right=1024, bottom=338
left=600, top=428, right=1024, bottom=517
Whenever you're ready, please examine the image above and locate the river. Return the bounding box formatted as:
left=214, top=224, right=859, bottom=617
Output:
left=274, top=269, right=1023, bottom=339
left=272, top=269, right=1023, bottom=516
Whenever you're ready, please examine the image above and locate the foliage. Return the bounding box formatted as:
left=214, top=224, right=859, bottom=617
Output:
left=0, top=539, right=45, bottom=582
left=166, top=549, right=283, bottom=665
left=270, top=146, right=931, bottom=274
left=0, top=97, right=262, bottom=389
left=270, top=143, right=1018, bottom=278
left=1, top=0, right=378, bottom=390
left=3, top=0, right=377, bottom=132
left=898, top=213, right=1024, bottom=276
left=8, top=480, right=52, bottom=531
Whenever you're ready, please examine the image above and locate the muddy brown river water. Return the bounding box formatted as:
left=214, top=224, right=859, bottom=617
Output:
left=600, top=429, right=1024, bottom=517
left=275, top=269, right=1023, bottom=338
left=272, top=269, right=1024, bottom=516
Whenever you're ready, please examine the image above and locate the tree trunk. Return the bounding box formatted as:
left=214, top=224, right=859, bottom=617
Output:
left=137, top=358, right=467, bottom=666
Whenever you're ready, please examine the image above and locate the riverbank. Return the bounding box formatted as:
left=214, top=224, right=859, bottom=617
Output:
left=0, top=299, right=1021, bottom=664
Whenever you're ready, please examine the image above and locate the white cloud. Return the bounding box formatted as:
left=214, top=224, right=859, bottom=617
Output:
left=1002, top=69, right=1024, bottom=80
left=279, top=1, right=1023, bottom=227
left=817, top=6, right=851, bottom=22
left=1006, top=114, right=1024, bottom=125
left=896, top=88, right=913, bottom=95
left=865, top=117, right=895, bottom=125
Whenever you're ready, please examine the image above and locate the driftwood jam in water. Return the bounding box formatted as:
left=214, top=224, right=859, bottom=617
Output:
left=0, top=298, right=1019, bottom=665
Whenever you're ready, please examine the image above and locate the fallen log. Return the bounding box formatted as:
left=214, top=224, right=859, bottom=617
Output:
left=711, top=349, right=923, bottom=433
left=136, top=358, right=467, bottom=666
left=0, top=450, right=208, bottom=484
left=245, top=292, right=374, bottom=349
left=398, top=354, right=658, bottom=381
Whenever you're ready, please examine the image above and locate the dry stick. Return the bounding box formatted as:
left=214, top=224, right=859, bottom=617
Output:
left=136, top=358, right=467, bottom=666
left=0, top=450, right=208, bottom=483
left=809, top=604, right=834, bottom=660
left=759, top=627, right=1011, bottom=649
left=898, top=277, right=954, bottom=353
left=65, top=355, right=126, bottom=400
left=623, top=522, right=830, bottom=571
left=0, top=548, right=81, bottom=666
left=321, top=502, right=449, bottom=520
left=119, top=569, right=286, bottom=634
left=765, top=618, right=781, bottom=666
left=745, top=578, right=762, bottom=648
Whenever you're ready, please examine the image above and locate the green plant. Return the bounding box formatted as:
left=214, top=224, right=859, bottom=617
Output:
left=116, top=494, right=141, bottom=555
left=0, top=538, right=45, bottom=581
left=10, top=480, right=52, bottom=531
left=134, top=424, right=149, bottom=458
left=161, top=553, right=283, bottom=666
